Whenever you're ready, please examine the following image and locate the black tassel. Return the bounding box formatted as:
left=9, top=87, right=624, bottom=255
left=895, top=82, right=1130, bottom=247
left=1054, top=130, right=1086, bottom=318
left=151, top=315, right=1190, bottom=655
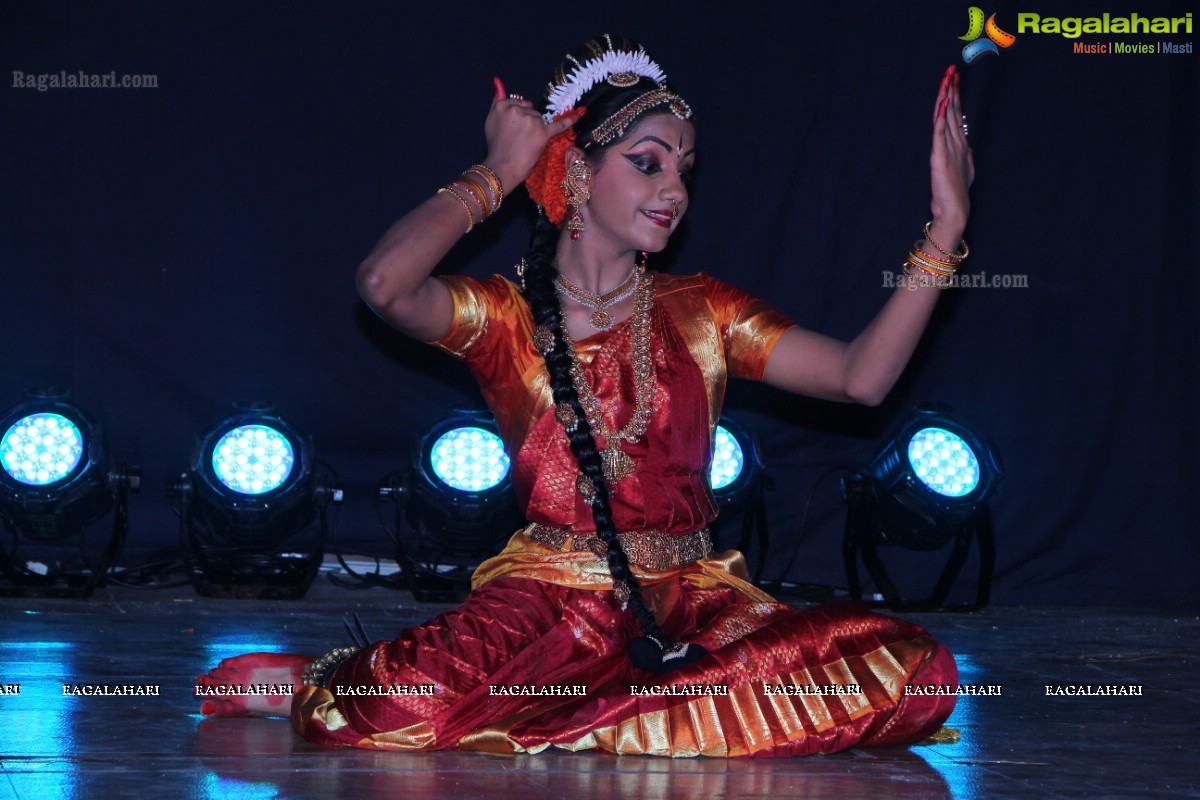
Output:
left=629, top=636, right=708, bottom=676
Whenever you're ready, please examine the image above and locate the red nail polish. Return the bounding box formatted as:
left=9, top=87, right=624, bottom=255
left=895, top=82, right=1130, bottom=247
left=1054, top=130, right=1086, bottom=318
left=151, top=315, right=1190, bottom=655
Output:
left=201, top=700, right=216, bottom=715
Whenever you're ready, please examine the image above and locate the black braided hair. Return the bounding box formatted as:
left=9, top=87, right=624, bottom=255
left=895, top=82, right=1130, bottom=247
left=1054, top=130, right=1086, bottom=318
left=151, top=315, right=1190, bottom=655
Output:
left=521, top=36, right=705, bottom=674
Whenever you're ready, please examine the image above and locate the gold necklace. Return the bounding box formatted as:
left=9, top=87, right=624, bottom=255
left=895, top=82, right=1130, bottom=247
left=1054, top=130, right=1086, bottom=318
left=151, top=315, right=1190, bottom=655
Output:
left=559, top=273, right=656, bottom=493
left=554, top=258, right=644, bottom=329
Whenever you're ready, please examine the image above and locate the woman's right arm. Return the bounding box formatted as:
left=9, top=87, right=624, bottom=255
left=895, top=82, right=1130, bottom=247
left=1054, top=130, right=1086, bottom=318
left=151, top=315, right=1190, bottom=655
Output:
left=356, top=79, right=584, bottom=342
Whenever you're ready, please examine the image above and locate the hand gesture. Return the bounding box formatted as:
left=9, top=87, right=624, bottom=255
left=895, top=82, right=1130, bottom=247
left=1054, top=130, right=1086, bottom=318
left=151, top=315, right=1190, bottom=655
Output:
left=929, top=65, right=974, bottom=233
left=483, top=77, right=584, bottom=192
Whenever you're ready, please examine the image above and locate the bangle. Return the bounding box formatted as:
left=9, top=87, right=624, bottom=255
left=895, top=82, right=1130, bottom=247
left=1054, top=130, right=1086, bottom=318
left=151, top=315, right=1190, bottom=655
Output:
left=467, top=163, right=504, bottom=209
left=903, top=263, right=954, bottom=289
left=460, top=170, right=498, bottom=214
left=301, top=646, right=360, bottom=688
left=437, top=187, right=475, bottom=233
left=451, top=179, right=488, bottom=216
left=907, top=243, right=959, bottom=274
left=923, top=221, right=969, bottom=261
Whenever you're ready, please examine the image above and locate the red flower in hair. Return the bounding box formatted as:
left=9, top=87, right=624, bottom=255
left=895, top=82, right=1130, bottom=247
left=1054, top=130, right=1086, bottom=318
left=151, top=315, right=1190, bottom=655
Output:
left=525, top=117, right=577, bottom=227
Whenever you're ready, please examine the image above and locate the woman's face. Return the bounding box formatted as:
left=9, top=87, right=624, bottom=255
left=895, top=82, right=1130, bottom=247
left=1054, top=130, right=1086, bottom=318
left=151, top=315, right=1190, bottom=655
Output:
left=581, top=113, right=696, bottom=254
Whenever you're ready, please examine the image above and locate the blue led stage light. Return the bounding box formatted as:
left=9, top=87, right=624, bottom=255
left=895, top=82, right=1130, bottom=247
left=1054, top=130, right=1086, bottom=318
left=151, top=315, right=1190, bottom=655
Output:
left=170, top=403, right=341, bottom=600
left=1, top=413, right=85, bottom=486
left=710, top=424, right=745, bottom=492
left=842, top=404, right=1001, bottom=611
left=376, top=411, right=521, bottom=603
left=0, top=391, right=138, bottom=597
left=429, top=426, right=510, bottom=493
left=211, top=424, right=297, bottom=495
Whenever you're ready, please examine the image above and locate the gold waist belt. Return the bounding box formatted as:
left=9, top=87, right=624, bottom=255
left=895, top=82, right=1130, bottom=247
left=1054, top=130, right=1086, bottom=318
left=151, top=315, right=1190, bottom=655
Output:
left=526, top=523, right=713, bottom=572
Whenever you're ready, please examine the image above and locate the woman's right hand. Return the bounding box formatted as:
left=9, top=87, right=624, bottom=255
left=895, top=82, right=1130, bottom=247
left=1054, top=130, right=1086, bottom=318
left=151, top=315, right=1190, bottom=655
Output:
left=483, top=77, right=584, bottom=192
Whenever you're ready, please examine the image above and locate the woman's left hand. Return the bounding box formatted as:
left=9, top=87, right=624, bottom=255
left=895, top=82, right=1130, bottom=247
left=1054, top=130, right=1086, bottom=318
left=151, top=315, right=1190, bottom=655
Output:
left=928, top=65, right=974, bottom=234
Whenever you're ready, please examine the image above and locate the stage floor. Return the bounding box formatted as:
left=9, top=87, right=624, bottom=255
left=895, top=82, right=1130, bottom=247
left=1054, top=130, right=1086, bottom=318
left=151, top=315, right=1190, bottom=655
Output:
left=0, top=576, right=1195, bottom=800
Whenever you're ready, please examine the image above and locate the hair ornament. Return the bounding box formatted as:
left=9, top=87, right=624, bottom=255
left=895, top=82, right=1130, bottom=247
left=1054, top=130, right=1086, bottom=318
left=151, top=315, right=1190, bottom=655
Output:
left=543, top=37, right=667, bottom=121
left=525, top=120, right=577, bottom=226
left=588, top=87, right=692, bottom=147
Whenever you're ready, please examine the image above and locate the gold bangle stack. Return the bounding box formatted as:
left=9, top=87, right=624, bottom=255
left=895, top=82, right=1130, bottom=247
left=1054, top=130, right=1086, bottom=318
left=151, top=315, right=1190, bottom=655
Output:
left=902, top=222, right=969, bottom=289
left=438, top=164, right=505, bottom=235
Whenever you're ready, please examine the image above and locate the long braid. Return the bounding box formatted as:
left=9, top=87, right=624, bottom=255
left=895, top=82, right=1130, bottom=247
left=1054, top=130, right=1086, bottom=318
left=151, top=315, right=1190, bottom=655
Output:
left=518, top=36, right=706, bottom=673
left=521, top=211, right=669, bottom=662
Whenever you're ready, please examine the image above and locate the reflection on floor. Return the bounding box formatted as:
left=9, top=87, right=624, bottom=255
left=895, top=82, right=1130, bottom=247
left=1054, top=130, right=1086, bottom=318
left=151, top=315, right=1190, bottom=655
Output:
left=0, top=579, right=1196, bottom=800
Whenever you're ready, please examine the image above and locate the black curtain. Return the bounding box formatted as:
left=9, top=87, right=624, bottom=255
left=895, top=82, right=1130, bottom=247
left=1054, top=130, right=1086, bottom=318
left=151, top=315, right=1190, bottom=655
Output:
left=2, top=0, right=1195, bottom=606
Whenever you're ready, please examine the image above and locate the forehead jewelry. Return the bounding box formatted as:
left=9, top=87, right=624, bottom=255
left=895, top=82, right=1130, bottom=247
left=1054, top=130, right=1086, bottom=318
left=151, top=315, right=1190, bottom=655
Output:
left=588, top=88, right=692, bottom=147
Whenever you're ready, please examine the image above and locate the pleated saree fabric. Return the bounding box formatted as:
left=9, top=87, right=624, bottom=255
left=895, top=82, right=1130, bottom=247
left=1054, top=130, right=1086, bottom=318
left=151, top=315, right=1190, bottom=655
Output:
left=291, top=273, right=957, bottom=755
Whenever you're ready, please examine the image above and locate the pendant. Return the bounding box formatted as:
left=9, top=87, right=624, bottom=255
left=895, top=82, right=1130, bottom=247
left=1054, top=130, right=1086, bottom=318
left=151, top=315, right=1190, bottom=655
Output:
left=590, top=308, right=613, bottom=329
left=601, top=445, right=636, bottom=486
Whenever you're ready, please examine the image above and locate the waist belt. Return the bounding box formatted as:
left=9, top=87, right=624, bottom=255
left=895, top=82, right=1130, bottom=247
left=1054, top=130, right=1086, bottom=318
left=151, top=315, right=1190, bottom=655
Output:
left=526, top=523, right=713, bottom=571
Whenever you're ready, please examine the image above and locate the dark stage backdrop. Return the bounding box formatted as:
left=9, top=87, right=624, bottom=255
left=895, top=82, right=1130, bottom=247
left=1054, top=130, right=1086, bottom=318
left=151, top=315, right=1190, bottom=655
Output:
left=2, top=1, right=1196, bottom=607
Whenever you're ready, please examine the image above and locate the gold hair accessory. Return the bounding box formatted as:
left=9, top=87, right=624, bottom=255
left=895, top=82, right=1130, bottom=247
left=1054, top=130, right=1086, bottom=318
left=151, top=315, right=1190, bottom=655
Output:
left=555, top=403, right=579, bottom=432
left=576, top=473, right=597, bottom=504
left=589, top=87, right=692, bottom=147
left=532, top=324, right=555, bottom=355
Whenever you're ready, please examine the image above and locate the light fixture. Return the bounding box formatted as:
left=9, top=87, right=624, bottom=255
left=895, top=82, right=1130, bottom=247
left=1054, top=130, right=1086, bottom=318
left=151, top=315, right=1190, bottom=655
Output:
left=377, top=411, right=521, bottom=602
left=0, top=390, right=139, bottom=597
left=168, top=402, right=341, bottom=599
left=708, top=416, right=773, bottom=583
left=842, top=404, right=1001, bottom=610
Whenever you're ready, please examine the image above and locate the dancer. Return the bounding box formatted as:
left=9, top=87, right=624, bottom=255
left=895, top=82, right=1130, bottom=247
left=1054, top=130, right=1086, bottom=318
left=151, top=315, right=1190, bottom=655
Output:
left=199, top=34, right=973, bottom=756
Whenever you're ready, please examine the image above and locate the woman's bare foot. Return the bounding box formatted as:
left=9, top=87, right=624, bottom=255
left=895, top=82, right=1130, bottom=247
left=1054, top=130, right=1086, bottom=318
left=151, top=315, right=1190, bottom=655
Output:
left=195, top=652, right=313, bottom=717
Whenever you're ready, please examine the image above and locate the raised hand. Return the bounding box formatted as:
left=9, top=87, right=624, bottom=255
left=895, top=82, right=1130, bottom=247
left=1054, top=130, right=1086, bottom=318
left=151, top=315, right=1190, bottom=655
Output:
left=483, top=77, right=584, bottom=193
left=929, top=65, right=974, bottom=236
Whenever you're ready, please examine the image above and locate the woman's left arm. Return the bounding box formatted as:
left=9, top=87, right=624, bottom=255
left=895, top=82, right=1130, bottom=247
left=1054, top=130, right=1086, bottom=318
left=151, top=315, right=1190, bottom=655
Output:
left=763, top=65, right=974, bottom=406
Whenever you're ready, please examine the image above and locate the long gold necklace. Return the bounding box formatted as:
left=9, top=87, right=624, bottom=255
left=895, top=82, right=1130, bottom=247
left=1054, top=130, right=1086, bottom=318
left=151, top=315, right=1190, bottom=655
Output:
left=558, top=272, right=656, bottom=493
left=554, top=258, right=644, bottom=329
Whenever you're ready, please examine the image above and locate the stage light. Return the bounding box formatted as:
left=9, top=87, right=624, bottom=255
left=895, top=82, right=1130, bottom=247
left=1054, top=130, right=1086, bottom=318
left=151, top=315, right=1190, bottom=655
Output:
left=168, top=403, right=341, bottom=600
left=210, top=424, right=296, bottom=495
left=710, top=424, right=745, bottom=492
left=377, top=411, right=521, bottom=602
left=0, top=391, right=139, bottom=597
left=842, top=404, right=1001, bottom=610
left=2, top=412, right=84, bottom=486
left=707, top=416, right=773, bottom=583
left=428, top=425, right=509, bottom=493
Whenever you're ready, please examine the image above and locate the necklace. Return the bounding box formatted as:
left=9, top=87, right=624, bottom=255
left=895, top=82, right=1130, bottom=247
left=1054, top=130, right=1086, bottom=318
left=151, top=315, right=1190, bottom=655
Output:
left=554, top=257, right=645, bottom=329
left=559, top=272, right=656, bottom=491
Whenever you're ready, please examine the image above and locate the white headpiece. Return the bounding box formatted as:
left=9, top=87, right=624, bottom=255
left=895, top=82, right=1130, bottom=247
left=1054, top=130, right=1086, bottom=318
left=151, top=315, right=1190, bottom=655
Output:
left=543, top=35, right=668, bottom=121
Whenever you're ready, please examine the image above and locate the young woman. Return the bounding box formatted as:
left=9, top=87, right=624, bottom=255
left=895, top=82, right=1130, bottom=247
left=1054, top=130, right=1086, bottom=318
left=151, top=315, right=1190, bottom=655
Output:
left=199, top=35, right=974, bottom=757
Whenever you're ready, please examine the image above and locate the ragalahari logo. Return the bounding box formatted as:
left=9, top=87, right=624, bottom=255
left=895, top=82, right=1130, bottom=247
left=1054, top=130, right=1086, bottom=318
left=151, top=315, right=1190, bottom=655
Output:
left=960, top=7, right=1017, bottom=62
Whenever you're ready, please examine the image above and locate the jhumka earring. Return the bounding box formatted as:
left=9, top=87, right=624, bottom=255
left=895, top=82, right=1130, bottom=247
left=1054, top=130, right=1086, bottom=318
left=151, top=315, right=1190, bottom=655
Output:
left=561, top=159, right=591, bottom=240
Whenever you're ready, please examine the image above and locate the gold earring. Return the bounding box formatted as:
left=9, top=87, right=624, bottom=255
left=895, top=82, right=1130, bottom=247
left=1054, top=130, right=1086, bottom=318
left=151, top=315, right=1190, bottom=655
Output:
left=562, top=159, right=591, bottom=240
